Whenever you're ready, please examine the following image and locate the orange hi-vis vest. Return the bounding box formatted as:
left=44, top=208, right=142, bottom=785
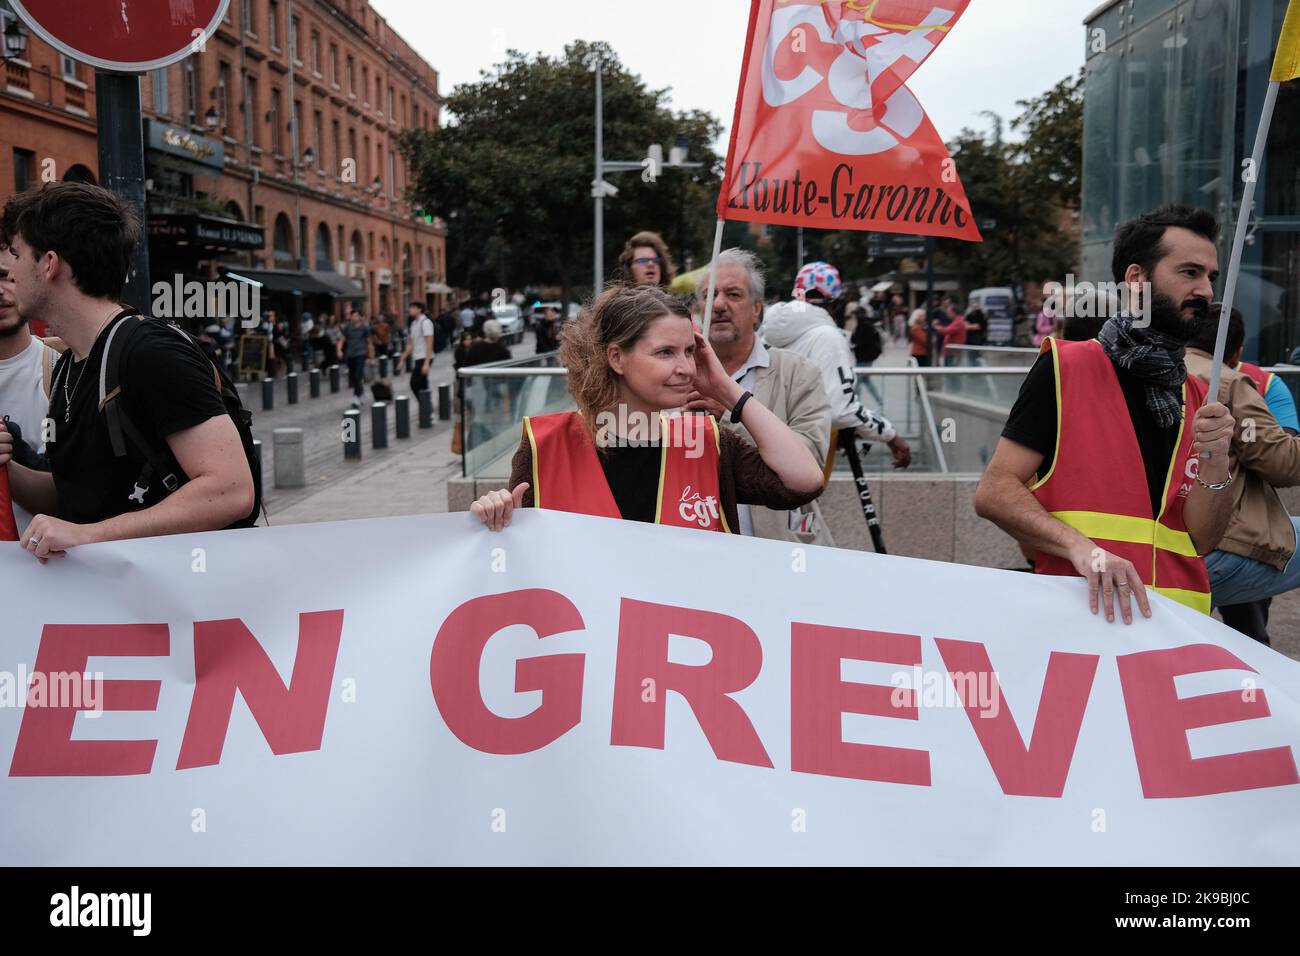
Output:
left=1236, top=360, right=1275, bottom=397
left=1030, top=338, right=1212, bottom=614
left=523, top=411, right=733, bottom=533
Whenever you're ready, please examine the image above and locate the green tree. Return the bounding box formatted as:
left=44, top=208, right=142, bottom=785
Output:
left=935, top=68, right=1084, bottom=293
left=399, top=41, right=722, bottom=305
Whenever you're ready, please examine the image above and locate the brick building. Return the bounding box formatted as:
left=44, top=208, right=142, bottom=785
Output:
left=1, top=0, right=448, bottom=328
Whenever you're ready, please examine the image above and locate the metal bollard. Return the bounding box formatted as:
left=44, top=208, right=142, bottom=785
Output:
left=329, top=365, right=341, bottom=393
left=272, top=428, right=306, bottom=488
left=262, top=377, right=274, bottom=411
left=309, top=368, right=321, bottom=398
left=418, top=389, right=434, bottom=429
left=395, top=394, right=411, bottom=439
left=371, top=402, right=389, bottom=450
left=438, top=383, right=452, bottom=421
left=378, top=354, right=390, bottom=379
left=343, top=409, right=362, bottom=460
left=286, top=372, right=299, bottom=404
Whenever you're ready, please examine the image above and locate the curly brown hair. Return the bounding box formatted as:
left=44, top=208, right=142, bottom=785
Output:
left=614, top=231, right=677, bottom=288
left=559, top=284, right=692, bottom=451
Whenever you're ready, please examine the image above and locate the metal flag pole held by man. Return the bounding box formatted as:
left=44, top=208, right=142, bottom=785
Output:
left=1206, top=0, right=1300, bottom=410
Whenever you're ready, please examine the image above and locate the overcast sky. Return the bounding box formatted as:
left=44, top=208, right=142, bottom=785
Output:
left=370, top=0, right=1101, bottom=144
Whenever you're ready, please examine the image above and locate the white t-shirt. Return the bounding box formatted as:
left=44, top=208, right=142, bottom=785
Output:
left=410, top=315, right=435, bottom=361
left=0, top=337, right=55, bottom=532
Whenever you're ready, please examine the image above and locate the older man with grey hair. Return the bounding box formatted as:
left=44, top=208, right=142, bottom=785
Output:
left=686, top=248, right=835, bottom=546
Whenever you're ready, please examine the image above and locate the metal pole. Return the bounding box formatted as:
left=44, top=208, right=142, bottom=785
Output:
left=1209, top=80, right=1281, bottom=405
left=797, top=226, right=805, bottom=270
left=593, top=65, right=604, bottom=295
left=95, top=73, right=150, bottom=312
left=700, top=220, right=726, bottom=337
left=838, top=432, right=886, bottom=554
left=925, top=235, right=936, bottom=364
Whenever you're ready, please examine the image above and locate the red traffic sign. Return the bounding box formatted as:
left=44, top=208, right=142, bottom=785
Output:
left=9, top=0, right=230, bottom=73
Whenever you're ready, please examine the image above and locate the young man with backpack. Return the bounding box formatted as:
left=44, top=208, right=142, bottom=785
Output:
left=0, top=183, right=257, bottom=562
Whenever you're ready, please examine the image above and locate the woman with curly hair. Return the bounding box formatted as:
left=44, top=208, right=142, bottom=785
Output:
left=470, top=284, right=825, bottom=532
left=614, top=231, right=677, bottom=289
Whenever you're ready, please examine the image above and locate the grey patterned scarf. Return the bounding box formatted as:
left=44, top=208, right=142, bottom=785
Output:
left=1097, top=313, right=1187, bottom=429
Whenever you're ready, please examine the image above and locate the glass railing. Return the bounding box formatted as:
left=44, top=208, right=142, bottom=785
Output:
left=458, top=356, right=1300, bottom=480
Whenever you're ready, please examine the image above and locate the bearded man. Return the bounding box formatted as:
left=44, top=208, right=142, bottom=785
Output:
left=975, top=205, right=1236, bottom=625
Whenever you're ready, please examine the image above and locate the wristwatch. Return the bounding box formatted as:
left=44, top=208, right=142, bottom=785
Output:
left=730, top=390, right=753, bottom=424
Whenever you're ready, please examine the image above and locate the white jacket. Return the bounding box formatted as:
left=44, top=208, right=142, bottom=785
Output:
left=762, top=302, right=896, bottom=443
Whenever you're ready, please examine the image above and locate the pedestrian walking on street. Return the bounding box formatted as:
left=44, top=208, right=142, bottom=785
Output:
left=338, top=308, right=373, bottom=407
left=399, top=302, right=435, bottom=398
left=470, top=284, right=825, bottom=532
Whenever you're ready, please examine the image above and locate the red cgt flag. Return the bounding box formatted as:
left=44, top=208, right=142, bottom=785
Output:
left=719, top=0, right=982, bottom=242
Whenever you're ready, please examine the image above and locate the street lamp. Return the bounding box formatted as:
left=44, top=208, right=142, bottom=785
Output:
left=204, top=106, right=220, bottom=129
left=3, top=18, right=28, bottom=60
left=301, top=146, right=315, bottom=168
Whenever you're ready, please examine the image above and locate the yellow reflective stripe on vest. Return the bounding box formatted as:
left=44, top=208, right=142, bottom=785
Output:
left=1050, top=511, right=1197, bottom=557
left=1153, top=587, right=1213, bottom=615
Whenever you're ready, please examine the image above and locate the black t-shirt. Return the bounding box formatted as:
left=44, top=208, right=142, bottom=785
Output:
left=46, top=317, right=229, bottom=524
left=598, top=443, right=661, bottom=523
left=1002, top=352, right=1179, bottom=517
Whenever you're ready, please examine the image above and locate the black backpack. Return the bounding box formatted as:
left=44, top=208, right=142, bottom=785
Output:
left=60, top=311, right=264, bottom=528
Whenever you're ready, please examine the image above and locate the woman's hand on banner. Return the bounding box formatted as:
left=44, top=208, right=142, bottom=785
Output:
left=471, top=483, right=529, bottom=531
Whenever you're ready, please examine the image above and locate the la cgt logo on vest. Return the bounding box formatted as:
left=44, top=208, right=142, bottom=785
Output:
left=1180, top=456, right=1199, bottom=499
left=678, top=486, right=722, bottom=530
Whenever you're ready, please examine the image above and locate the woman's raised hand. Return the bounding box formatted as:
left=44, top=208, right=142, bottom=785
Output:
left=689, top=330, right=743, bottom=411
left=471, top=483, right=529, bottom=531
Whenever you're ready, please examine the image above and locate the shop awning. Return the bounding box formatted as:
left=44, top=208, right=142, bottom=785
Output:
left=219, top=267, right=338, bottom=297
left=308, top=270, right=367, bottom=300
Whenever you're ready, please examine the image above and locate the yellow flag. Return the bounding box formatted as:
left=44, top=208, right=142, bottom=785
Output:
left=1273, top=0, right=1300, bottom=82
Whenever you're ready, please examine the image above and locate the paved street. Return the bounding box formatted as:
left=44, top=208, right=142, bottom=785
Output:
left=252, top=331, right=541, bottom=523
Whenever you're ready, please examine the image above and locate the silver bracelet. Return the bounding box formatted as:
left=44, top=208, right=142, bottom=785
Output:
left=1195, top=468, right=1235, bottom=491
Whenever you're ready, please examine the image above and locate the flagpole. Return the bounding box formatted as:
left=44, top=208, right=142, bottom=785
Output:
left=700, top=219, right=726, bottom=337
left=1207, top=80, right=1280, bottom=409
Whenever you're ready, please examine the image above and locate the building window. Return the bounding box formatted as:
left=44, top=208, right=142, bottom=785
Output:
left=362, top=134, right=370, bottom=183
left=268, top=0, right=279, bottom=49
left=13, top=149, right=35, bottom=193
left=388, top=149, right=396, bottom=197
left=329, top=45, right=338, bottom=85
left=385, top=83, right=392, bottom=119
left=60, top=55, right=80, bottom=82
left=183, top=59, right=200, bottom=126
left=310, top=30, right=320, bottom=73
left=348, top=127, right=357, bottom=180
left=294, top=99, right=304, bottom=160
left=331, top=119, right=341, bottom=176
left=313, top=110, right=324, bottom=171
left=290, top=14, right=300, bottom=62
left=217, top=61, right=231, bottom=132
left=358, top=62, right=365, bottom=101
left=270, top=89, right=282, bottom=154
left=241, top=0, right=251, bottom=34
left=246, top=75, right=260, bottom=149
left=153, top=68, right=170, bottom=117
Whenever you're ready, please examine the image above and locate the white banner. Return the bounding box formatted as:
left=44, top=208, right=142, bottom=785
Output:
left=1, top=511, right=1298, bottom=865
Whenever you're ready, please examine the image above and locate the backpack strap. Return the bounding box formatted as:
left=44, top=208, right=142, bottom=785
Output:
left=41, top=343, right=55, bottom=399
left=98, top=312, right=185, bottom=500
